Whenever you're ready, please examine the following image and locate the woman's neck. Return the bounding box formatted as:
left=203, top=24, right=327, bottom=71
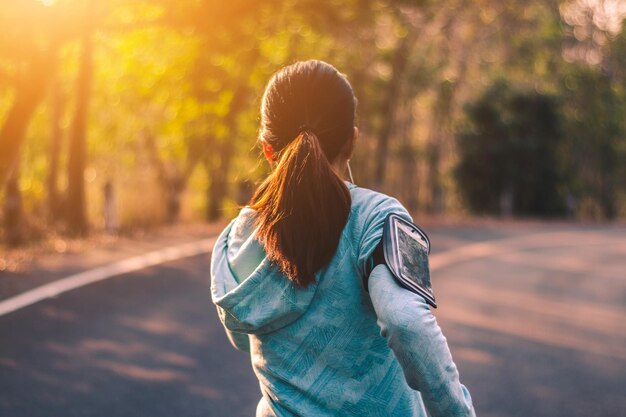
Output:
left=331, top=159, right=348, bottom=181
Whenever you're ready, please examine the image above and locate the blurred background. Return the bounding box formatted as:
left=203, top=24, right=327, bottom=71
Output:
left=0, top=0, right=625, bottom=247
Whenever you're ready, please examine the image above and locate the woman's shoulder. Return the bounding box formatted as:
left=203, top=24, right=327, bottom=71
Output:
left=347, top=183, right=410, bottom=222
left=344, top=183, right=412, bottom=275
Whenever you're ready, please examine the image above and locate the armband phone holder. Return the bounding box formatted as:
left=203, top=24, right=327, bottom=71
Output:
left=365, top=214, right=437, bottom=308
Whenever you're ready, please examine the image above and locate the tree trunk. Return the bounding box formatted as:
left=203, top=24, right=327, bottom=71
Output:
left=399, top=101, right=419, bottom=213
left=143, top=131, right=187, bottom=225
left=206, top=84, right=247, bottom=221
left=165, top=175, right=185, bottom=224
left=3, top=166, right=23, bottom=247
left=349, top=63, right=375, bottom=186
left=207, top=160, right=228, bottom=221
left=66, top=29, right=93, bottom=236
left=207, top=129, right=237, bottom=221
left=48, top=76, right=64, bottom=223
left=425, top=37, right=471, bottom=213
left=0, top=51, right=54, bottom=187
left=372, top=30, right=415, bottom=189
left=425, top=81, right=454, bottom=214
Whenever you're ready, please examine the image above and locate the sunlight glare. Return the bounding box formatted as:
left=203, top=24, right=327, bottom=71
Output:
left=561, top=0, right=626, bottom=35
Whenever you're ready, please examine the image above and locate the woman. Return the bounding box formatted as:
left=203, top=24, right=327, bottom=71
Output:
left=211, top=60, right=475, bottom=417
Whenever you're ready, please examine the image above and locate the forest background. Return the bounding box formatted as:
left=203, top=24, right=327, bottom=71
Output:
left=1, top=0, right=625, bottom=247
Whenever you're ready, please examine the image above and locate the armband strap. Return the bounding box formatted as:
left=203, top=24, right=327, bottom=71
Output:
left=364, top=239, right=385, bottom=279
left=363, top=213, right=437, bottom=308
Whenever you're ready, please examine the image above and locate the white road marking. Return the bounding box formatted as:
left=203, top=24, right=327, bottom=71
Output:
left=0, top=228, right=622, bottom=318
left=0, top=237, right=218, bottom=317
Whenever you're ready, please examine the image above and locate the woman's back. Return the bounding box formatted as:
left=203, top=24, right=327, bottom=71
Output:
left=212, top=184, right=473, bottom=416
left=211, top=60, right=474, bottom=417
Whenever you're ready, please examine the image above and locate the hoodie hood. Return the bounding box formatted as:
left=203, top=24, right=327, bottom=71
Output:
left=210, top=207, right=319, bottom=335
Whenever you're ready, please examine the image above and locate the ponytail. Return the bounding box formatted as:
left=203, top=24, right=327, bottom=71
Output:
left=250, top=130, right=351, bottom=287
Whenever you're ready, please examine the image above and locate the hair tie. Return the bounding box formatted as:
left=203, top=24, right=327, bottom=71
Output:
left=299, top=124, right=312, bottom=133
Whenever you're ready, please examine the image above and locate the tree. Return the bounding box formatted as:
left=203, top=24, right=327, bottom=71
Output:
left=0, top=0, right=90, bottom=243
left=560, top=66, right=624, bottom=219
left=47, top=74, right=64, bottom=223
left=0, top=0, right=82, bottom=187
left=66, top=24, right=93, bottom=236
left=0, top=49, right=57, bottom=188
left=3, top=166, right=23, bottom=246
left=455, top=81, right=566, bottom=216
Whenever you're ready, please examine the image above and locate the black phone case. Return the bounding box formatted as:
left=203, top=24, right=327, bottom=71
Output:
left=382, top=214, right=437, bottom=308
left=363, top=213, right=437, bottom=308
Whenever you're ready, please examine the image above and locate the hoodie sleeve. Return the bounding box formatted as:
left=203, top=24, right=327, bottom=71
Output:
left=356, top=193, right=412, bottom=277
left=368, top=264, right=475, bottom=417
left=354, top=191, right=475, bottom=416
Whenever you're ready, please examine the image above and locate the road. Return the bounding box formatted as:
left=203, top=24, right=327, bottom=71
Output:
left=1, top=224, right=625, bottom=417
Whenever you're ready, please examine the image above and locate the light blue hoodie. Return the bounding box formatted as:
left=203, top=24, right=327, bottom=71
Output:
left=211, top=183, right=475, bottom=417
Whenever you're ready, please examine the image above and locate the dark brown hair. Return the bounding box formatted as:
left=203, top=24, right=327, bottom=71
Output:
left=250, top=60, right=356, bottom=287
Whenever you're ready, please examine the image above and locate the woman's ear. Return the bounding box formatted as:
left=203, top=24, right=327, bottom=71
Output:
left=345, top=126, right=358, bottom=160
left=262, top=142, right=276, bottom=163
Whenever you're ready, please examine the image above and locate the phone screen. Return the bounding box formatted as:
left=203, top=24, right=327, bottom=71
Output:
left=395, top=221, right=432, bottom=293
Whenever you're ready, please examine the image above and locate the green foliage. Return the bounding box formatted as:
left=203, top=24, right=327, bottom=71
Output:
left=1, top=0, right=626, bottom=242
left=560, top=65, right=625, bottom=219
left=455, top=81, right=566, bottom=216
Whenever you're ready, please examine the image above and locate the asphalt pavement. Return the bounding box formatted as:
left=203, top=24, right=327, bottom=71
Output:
left=0, top=255, right=259, bottom=417
left=0, top=223, right=624, bottom=417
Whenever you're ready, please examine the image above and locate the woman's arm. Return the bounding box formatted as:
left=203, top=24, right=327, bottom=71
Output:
left=368, top=264, right=476, bottom=417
